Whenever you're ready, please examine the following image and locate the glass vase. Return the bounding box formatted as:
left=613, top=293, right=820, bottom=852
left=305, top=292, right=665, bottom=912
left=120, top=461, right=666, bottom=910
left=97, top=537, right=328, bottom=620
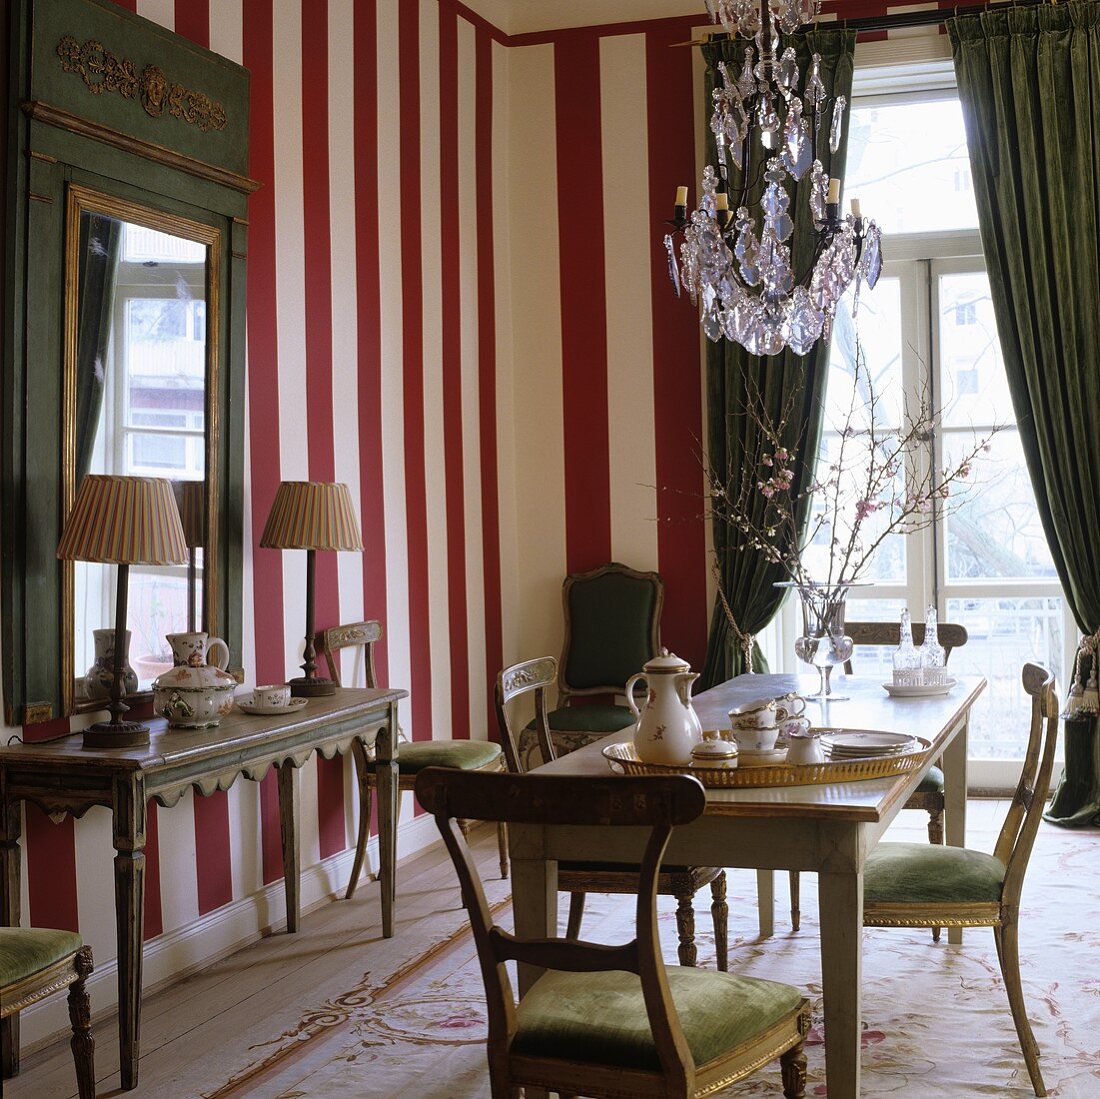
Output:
left=790, top=583, right=855, bottom=700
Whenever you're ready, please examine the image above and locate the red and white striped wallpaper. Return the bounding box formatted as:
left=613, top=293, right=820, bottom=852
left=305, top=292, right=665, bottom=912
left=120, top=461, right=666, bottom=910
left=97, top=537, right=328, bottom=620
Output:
left=8, top=0, right=951, bottom=1023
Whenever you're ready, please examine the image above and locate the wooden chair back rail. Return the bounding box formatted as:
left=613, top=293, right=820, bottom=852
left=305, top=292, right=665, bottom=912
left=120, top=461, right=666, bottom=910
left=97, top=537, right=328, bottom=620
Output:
left=996, top=663, right=1059, bottom=906
left=843, top=621, right=968, bottom=674
left=495, top=656, right=557, bottom=774
left=417, top=769, right=705, bottom=1087
left=558, top=561, right=664, bottom=703
left=317, top=619, right=382, bottom=689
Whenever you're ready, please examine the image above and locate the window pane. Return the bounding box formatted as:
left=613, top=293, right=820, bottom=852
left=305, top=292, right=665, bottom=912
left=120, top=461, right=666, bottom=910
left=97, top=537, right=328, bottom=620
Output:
left=944, top=430, right=1057, bottom=582
left=846, top=99, right=978, bottom=234
left=946, top=596, right=1064, bottom=759
left=938, top=272, right=1014, bottom=427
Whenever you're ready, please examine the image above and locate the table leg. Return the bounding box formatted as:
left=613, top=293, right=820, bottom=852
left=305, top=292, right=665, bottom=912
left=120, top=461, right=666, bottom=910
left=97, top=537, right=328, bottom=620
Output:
left=512, top=854, right=557, bottom=998
left=1, top=800, right=22, bottom=1077
left=819, top=870, right=863, bottom=1099
left=942, top=713, right=969, bottom=945
left=113, top=776, right=147, bottom=1091
left=277, top=763, right=301, bottom=933
left=756, top=868, right=774, bottom=938
left=376, top=702, right=399, bottom=938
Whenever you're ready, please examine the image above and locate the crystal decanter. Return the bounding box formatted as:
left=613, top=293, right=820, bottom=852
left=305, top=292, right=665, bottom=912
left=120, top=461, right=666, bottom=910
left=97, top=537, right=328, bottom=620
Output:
left=919, top=605, right=947, bottom=686
left=892, top=609, right=922, bottom=687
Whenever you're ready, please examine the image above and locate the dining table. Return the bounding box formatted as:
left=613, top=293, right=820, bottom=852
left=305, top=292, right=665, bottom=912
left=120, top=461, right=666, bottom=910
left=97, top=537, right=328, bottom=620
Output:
left=509, top=670, right=986, bottom=1099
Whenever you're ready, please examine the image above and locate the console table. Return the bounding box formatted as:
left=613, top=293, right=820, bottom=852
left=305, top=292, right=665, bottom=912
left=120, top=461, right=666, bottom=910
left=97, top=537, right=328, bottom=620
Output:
left=0, top=686, right=405, bottom=1090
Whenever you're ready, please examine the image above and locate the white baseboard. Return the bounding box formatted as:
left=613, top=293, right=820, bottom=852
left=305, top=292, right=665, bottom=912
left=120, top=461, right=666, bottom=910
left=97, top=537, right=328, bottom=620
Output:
left=19, top=812, right=442, bottom=1053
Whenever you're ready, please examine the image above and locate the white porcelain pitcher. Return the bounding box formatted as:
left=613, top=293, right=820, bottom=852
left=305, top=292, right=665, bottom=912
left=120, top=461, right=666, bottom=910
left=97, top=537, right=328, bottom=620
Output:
left=625, top=649, right=702, bottom=765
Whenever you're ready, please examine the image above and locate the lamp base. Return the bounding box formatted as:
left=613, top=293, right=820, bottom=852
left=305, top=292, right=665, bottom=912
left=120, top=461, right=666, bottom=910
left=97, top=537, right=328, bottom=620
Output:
left=82, top=720, right=150, bottom=750
left=289, top=676, right=337, bottom=698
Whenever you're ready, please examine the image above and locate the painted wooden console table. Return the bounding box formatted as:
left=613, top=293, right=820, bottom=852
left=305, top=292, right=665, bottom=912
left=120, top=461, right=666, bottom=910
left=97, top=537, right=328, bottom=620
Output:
left=0, top=686, right=405, bottom=1090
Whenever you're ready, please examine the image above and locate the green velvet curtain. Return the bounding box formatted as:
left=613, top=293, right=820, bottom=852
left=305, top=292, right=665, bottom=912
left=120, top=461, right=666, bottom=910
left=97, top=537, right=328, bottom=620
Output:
left=74, top=212, right=123, bottom=483
left=700, top=28, right=856, bottom=689
left=948, top=3, right=1100, bottom=825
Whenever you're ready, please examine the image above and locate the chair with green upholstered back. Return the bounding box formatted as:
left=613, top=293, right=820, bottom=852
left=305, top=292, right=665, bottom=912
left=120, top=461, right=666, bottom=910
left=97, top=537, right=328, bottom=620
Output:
left=863, top=662, right=1059, bottom=1097
left=517, top=563, right=663, bottom=771
left=318, top=621, right=508, bottom=901
left=497, top=657, right=728, bottom=970
left=416, top=767, right=810, bottom=1099
left=0, top=930, right=94, bottom=1097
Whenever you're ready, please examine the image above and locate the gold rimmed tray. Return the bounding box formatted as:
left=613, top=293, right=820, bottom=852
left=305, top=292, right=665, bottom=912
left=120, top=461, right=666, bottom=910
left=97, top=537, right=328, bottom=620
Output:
left=602, top=730, right=932, bottom=788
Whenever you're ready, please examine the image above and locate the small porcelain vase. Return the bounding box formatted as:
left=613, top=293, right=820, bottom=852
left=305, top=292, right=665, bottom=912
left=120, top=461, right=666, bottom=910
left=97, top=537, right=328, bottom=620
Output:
left=153, top=631, right=235, bottom=729
left=625, top=649, right=702, bottom=766
left=84, top=628, right=139, bottom=700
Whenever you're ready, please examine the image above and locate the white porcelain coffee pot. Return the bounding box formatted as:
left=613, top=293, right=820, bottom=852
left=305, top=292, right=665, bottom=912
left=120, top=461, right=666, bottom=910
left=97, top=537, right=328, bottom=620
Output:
left=625, top=649, right=702, bottom=765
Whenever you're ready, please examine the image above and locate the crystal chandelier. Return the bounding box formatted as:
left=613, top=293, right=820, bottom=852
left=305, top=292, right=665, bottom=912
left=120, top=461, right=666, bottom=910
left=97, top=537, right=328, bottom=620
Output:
left=664, top=0, right=883, bottom=356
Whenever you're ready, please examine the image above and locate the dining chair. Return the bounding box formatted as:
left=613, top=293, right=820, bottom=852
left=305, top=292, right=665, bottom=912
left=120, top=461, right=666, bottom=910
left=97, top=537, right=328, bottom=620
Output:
left=516, top=562, right=663, bottom=772
left=318, top=620, right=509, bottom=901
left=788, top=619, right=969, bottom=938
left=0, top=931, right=94, bottom=1098
left=416, top=767, right=810, bottom=1098
left=497, top=656, right=728, bottom=970
left=863, top=662, right=1058, bottom=1097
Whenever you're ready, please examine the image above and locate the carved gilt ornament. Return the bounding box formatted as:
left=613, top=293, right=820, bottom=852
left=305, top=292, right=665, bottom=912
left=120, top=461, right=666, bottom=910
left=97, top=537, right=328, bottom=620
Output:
left=56, top=35, right=229, bottom=133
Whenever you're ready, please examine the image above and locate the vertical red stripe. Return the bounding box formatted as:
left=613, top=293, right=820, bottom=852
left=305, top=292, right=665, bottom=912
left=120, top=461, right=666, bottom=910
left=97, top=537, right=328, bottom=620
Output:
left=555, top=34, right=612, bottom=572
left=243, top=0, right=286, bottom=884
left=143, top=801, right=163, bottom=939
left=301, top=0, right=346, bottom=857
left=353, top=0, right=389, bottom=691
left=399, top=1, right=433, bottom=742
left=646, top=27, right=708, bottom=671
left=25, top=808, right=79, bottom=933
left=173, top=0, right=210, bottom=45
left=475, top=25, right=503, bottom=723
left=112, top=0, right=137, bottom=11
left=439, top=1, right=470, bottom=739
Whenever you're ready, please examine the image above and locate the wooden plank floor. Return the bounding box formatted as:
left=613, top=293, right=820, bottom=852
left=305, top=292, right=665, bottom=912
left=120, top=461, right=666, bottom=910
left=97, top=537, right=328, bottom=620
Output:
left=7, top=800, right=1009, bottom=1098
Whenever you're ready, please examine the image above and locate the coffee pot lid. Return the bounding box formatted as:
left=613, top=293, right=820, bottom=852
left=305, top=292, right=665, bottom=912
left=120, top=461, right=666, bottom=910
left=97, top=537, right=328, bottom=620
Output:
left=643, top=648, right=691, bottom=673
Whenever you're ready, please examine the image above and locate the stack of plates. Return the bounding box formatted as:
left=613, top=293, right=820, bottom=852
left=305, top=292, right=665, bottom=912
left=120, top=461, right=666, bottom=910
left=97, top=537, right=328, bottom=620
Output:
left=821, top=730, right=917, bottom=759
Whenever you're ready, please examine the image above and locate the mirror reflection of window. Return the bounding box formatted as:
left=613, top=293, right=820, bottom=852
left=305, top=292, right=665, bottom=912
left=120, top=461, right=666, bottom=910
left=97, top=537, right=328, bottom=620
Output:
left=73, top=215, right=208, bottom=697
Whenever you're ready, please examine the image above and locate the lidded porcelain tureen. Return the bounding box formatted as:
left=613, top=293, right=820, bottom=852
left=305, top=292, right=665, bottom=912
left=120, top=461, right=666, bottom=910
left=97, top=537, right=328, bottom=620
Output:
left=152, top=632, right=235, bottom=729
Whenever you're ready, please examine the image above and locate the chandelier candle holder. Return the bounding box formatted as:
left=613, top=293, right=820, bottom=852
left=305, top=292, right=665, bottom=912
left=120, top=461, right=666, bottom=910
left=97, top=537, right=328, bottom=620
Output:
left=665, top=0, right=883, bottom=355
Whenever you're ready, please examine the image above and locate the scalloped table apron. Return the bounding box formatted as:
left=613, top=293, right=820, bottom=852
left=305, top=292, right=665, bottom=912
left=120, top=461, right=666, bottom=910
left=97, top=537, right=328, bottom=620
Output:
left=0, top=686, right=406, bottom=1091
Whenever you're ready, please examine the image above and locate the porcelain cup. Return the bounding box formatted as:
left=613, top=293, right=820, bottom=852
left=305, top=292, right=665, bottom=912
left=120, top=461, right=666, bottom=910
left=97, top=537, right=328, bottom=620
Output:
left=253, top=684, right=291, bottom=708
left=728, top=697, right=778, bottom=730
left=775, top=694, right=808, bottom=722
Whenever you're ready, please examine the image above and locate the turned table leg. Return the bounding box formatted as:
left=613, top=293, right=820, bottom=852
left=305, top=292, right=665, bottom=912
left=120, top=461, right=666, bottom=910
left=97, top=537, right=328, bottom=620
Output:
left=113, top=776, right=147, bottom=1090
left=277, top=762, right=301, bottom=934
left=376, top=703, right=399, bottom=938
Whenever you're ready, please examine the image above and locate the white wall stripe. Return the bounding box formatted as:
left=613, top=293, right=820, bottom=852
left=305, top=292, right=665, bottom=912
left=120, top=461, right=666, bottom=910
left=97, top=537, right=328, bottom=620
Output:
left=507, top=43, right=567, bottom=665
left=154, top=794, right=200, bottom=932
left=209, top=0, right=244, bottom=66
left=135, top=0, right=174, bottom=29
left=72, top=807, right=117, bottom=964
left=600, top=33, right=659, bottom=572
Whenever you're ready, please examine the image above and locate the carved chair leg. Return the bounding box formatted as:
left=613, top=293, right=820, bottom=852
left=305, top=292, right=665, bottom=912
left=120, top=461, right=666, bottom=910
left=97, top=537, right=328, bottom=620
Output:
left=710, top=873, right=729, bottom=972
left=674, top=891, right=698, bottom=968
left=565, top=892, right=586, bottom=940
left=927, top=804, right=945, bottom=845
left=780, top=1041, right=807, bottom=1098
left=458, top=819, right=472, bottom=838
left=346, top=742, right=374, bottom=900
left=788, top=870, right=801, bottom=932
left=68, top=947, right=96, bottom=1099
left=497, top=821, right=509, bottom=880
left=995, top=919, right=1047, bottom=1096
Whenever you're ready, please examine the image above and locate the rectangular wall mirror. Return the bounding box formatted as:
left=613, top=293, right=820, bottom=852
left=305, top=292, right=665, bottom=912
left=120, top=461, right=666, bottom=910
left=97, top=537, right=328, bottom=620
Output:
left=65, top=187, right=221, bottom=709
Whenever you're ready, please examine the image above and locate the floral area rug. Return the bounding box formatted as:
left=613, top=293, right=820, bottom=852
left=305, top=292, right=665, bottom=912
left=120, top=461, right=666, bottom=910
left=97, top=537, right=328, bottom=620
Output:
left=207, top=818, right=1100, bottom=1098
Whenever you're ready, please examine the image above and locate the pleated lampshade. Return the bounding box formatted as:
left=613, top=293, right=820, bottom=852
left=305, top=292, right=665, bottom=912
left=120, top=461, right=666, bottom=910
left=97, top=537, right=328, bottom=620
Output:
left=172, top=479, right=206, bottom=549
left=259, top=481, right=363, bottom=552
left=57, top=475, right=188, bottom=565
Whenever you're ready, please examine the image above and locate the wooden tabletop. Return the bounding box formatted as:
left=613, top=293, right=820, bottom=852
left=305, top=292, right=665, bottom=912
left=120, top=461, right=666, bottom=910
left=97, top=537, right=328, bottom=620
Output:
left=536, top=673, right=986, bottom=822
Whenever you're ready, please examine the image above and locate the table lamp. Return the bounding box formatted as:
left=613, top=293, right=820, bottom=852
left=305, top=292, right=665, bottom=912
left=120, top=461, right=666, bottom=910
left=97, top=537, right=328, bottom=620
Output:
left=57, top=475, right=188, bottom=748
left=172, top=479, right=206, bottom=631
left=260, top=481, right=363, bottom=697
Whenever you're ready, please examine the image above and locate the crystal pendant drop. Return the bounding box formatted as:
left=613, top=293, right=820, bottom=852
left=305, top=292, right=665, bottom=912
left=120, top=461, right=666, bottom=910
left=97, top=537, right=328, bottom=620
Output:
left=758, top=92, right=780, bottom=148
left=734, top=207, right=762, bottom=286
left=805, top=53, right=825, bottom=109
left=862, top=223, right=883, bottom=289
left=809, top=160, right=828, bottom=224
left=738, top=49, right=756, bottom=101
left=783, top=287, right=824, bottom=355
left=777, top=47, right=799, bottom=91
left=830, top=95, right=846, bottom=153
left=782, top=99, right=811, bottom=181
left=663, top=234, right=681, bottom=296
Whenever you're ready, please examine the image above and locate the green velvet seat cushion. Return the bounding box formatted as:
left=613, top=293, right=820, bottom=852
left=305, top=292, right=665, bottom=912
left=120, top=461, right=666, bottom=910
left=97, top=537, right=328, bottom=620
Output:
left=544, top=705, right=636, bottom=734
left=864, top=842, right=1006, bottom=906
left=513, top=967, right=801, bottom=1070
left=914, top=765, right=945, bottom=794
left=0, top=928, right=83, bottom=986
left=394, top=740, right=501, bottom=773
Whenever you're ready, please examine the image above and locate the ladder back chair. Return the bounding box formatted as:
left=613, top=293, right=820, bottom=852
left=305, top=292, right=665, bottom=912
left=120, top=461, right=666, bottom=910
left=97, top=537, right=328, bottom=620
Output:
left=0, top=932, right=94, bottom=1098
left=318, top=620, right=508, bottom=902
left=862, top=662, right=1059, bottom=1097
left=789, top=620, right=969, bottom=938
left=416, top=768, right=810, bottom=1099
left=517, top=563, right=663, bottom=772
left=497, top=656, right=728, bottom=971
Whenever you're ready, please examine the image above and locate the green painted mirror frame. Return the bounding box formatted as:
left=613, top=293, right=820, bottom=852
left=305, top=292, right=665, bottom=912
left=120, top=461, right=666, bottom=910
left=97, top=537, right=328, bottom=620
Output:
left=2, top=0, right=252, bottom=726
